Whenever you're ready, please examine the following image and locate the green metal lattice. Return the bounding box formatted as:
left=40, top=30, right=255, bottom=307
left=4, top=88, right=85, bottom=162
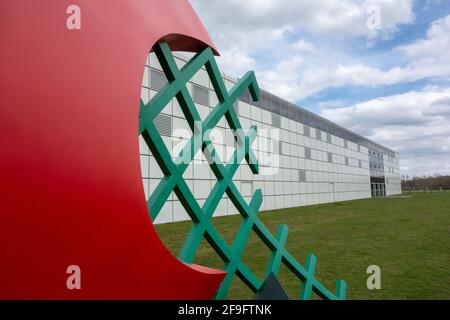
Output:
left=139, top=42, right=346, bottom=300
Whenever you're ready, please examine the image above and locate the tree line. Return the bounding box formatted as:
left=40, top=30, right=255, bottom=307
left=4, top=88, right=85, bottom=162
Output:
left=402, top=175, right=450, bottom=191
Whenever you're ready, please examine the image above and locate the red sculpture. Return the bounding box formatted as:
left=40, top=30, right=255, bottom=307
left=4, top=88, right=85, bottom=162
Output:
left=0, top=0, right=225, bottom=299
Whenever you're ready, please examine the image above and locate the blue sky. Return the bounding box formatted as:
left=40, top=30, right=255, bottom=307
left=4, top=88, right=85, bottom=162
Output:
left=303, top=1, right=450, bottom=110
left=190, top=0, right=450, bottom=176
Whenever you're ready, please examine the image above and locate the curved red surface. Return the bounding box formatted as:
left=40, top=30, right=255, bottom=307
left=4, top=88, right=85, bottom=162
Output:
left=0, top=0, right=224, bottom=299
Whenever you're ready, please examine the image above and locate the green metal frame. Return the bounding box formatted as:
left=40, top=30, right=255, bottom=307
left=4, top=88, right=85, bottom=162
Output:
left=139, top=42, right=346, bottom=300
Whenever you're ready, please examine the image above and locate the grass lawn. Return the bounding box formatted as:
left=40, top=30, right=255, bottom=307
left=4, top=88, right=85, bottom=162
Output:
left=155, top=192, right=450, bottom=300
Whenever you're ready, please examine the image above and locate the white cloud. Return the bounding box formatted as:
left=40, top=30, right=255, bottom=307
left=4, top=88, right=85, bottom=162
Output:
left=190, top=0, right=415, bottom=84
left=316, top=99, right=349, bottom=110
left=283, top=61, right=450, bottom=101
left=214, top=47, right=258, bottom=77
left=188, top=1, right=450, bottom=176
left=257, top=14, right=450, bottom=102
left=321, top=88, right=450, bottom=176
left=397, top=14, right=450, bottom=60
left=292, top=39, right=316, bottom=53
left=190, top=1, right=450, bottom=104
left=191, top=0, right=414, bottom=40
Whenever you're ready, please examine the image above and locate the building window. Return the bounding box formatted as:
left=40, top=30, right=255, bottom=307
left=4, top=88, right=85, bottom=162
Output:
left=327, top=152, right=333, bottom=163
left=298, top=169, right=307, bottom=182
left=304, top=125, right=310, bottom=137
left=154, top=114, right=172, bottom=137
left=272, top=113, right=281, bottom=128
left=305, top=147, right=311, bottom=159
left=192, top=83, right=209, bottom=106
left=345, top=156, right=349, bottom=166
left=150, top=69, right=168, bottom=91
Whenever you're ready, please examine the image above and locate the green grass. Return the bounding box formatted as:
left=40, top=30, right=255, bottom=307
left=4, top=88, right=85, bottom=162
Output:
left=155, top=192, right=450, bottom=299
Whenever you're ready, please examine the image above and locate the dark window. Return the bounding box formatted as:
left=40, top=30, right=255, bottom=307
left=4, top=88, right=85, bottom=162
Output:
left=304, top=125, right=310, bottom=137
left=272, top=113, right=281, bottom=128
left=150, top=69, right=168, bottom=91
left=305, top=147, right=311, bottom=159
left=298, top=170, right=307, bottom=182
left=192, top=84, right=209, bottom=106
left=316, top=129, right=321, bottom=140
left=328, top=152, right=333, bottom=163
left=154, top=114, right=172, bottom=137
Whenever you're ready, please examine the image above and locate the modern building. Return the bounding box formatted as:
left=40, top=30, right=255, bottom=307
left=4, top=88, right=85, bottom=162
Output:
left=140, top=51, right=402, bottom=224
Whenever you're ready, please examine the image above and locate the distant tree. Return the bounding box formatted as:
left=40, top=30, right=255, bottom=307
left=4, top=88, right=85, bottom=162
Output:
left=401, top=175, right=450, bottom=191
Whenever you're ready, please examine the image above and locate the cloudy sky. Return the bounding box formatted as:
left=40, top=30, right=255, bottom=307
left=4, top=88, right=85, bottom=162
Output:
left=189, top=0, right=450, bottom=177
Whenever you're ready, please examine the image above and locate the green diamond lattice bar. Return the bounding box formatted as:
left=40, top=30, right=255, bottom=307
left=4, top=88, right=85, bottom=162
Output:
left=139, top=42, right=347, bottom=300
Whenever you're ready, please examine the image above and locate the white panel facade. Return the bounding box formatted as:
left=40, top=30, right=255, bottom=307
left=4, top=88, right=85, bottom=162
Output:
left=140, top=52, right=402, bottom=223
